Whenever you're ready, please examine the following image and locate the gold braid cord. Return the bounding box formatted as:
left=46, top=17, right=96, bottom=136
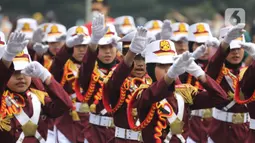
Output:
left=103, top=76, right=152, bottom=114
left=0, top=88, right=47, bottom=131
left=43, top=54, right=53, bottom=71
left=60, top=59, right=79, bottom=87
left=174, top=84, right=198, bottom=105
left=74, top=62, right=100, bottom=103
left=127, top=84, right=157, bottom=131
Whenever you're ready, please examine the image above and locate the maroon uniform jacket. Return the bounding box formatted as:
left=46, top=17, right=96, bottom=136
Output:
left=0, top=61, right=73, bottom=143
left=239, top=61, right=255, bottom=143
left=78, top=48, right=116, bottom=143
left=50, top=46, right=90, bottom=143
left=206, top=46, right=250, bottom=143
left=126, top=73, right=228, bottom=143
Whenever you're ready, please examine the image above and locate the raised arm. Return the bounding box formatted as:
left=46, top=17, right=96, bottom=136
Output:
left=185, top=59, right=229, bottom=109
left=191, top=74, right=229, bottom=109
left=103, top=27, right=147, bottom=107
left=206, top=23, right=246, bottom=79
left=138, top=51, right=194, bottom=108
left=50, top=45, right=72, bottom=82
left=0, top=32, right=28, bottom=105
left=21, top=61, right=73, bottom=117
left=78, top=13, right=108, bottom=91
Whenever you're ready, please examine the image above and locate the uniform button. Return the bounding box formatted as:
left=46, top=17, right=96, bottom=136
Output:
left=229, top=126, right=232, bottom=129
left=201, top=118, right=204, bottom=121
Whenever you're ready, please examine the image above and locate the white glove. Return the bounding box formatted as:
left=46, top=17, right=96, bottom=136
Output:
left=33, top=43, right=49, bottom=55
left=206, top=37, right=220, bottom=48
left=129, top=26, right=147, bottom=54
left=91, top=13, right=109, bottom=44
left=239, top=42, right=255, bottom=59
left=21, top=61, right=51, bottom=82
left=186, top=61, right=205, bottom=78
left=66, top=34, right=84, bottom=48
left=0, top=45, right=6, bottom=59
left=32, top=28, right=45, bottom=43
left=224, top=23, right=245, bottom=44
left=160, top=20, right=172, bottom=40
left=112, top=36, right=122, bottom=52
left=2, top=32, right=29, bottom=61
left=191, top=45, right=206, bottom=59
left=167, top=51, right=194, bottom=78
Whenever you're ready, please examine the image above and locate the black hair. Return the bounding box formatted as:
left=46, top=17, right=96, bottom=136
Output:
left=146, top=63, right=157, bottom=82
left=188, top=41, right=195, bottom=52
left=92, top=0, right=108, bottom=6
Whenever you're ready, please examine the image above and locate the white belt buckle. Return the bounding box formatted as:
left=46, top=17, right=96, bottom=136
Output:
left=126, top=130, right=138, bottom=140
left=90, top=114, right=100, bottom=125
left=100, top=116, right=110, bottom=127
left=115, top=127, right=126, bottom=139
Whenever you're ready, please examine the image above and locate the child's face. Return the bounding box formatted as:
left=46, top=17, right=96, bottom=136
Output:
left=73, top=45, right=88, bottom=62
left=226, top=48, right=244, bottom=64
left=192, top=42, right=209, bottom=60
left=155, top=64, right=171, bottom=81
left=131, top=57, right=146, bottom=78
left=97, top=44, right=117, bottom=64
left=7, top=71, right=31, bottom=93
left=48, top=41, right=65, bottom=55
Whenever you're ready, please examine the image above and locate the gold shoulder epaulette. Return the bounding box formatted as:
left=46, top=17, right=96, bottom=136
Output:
left=30, top=88, right=48, bottom=105
left=175, top=84, right=198, bottom=104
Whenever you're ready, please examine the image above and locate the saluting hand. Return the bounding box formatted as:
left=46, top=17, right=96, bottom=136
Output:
left=91, top=13, right=109, bottom=44
left=224, top=23, right=245, bottom=44
left=186, top=61, right=205, bottom=78
left=167, top=51, right=194, bottom=78
left=129, top=26, right=147, bottom=54
left=160, top=20, right=172, bottom=40
left=33, top=43, right=49, bottom=55
left=3, top=32, right=29, bottom=61
left=191, top=44, right=206, bottom=59
left=21, top=61, right=51, bottom=82
left=239, top=42, right=255, bottom=59
left=206, top=37, right=220, bottom=48
left=66, top=34, right=84, bottom=48
left=32, top=28, right=45, bottom=43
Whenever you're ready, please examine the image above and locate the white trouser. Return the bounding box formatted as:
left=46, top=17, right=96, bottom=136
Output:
left=207, top=137, right=215, bottom=143
left=186, top=137, right=197, bottom=143
left=84, top=139, right=89, bottom=143
left=56, top=129, right=72, bottom=143
left=46, top=126, right=56, bottom=143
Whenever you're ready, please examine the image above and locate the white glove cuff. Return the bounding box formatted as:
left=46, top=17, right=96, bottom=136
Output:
left=2, top=50, right=16, bottom=61
left=167, top=68, right=178, bottom=79
left=66, top=39, right=75, bottom=48
left=40, top=70, right=51, bottom=82
left=90, top=37, right=100, bottom=44
left=193, top=69, right=205, bottom=78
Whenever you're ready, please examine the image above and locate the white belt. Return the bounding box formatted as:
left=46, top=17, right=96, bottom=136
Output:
left=75, top=102, right=89, bottom=113
left=191, top=109, right=212, bottom=118
left=212, top=108, right=250, bottom=124
left=89, top=113, right=114, bottom=127
left=250, top=119, right=255, bottom=130
left=115, top=126, right=143, bottom=141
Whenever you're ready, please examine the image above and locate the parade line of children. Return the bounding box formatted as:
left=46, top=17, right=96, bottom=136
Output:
left=1, top=6, right=255, bottom=143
